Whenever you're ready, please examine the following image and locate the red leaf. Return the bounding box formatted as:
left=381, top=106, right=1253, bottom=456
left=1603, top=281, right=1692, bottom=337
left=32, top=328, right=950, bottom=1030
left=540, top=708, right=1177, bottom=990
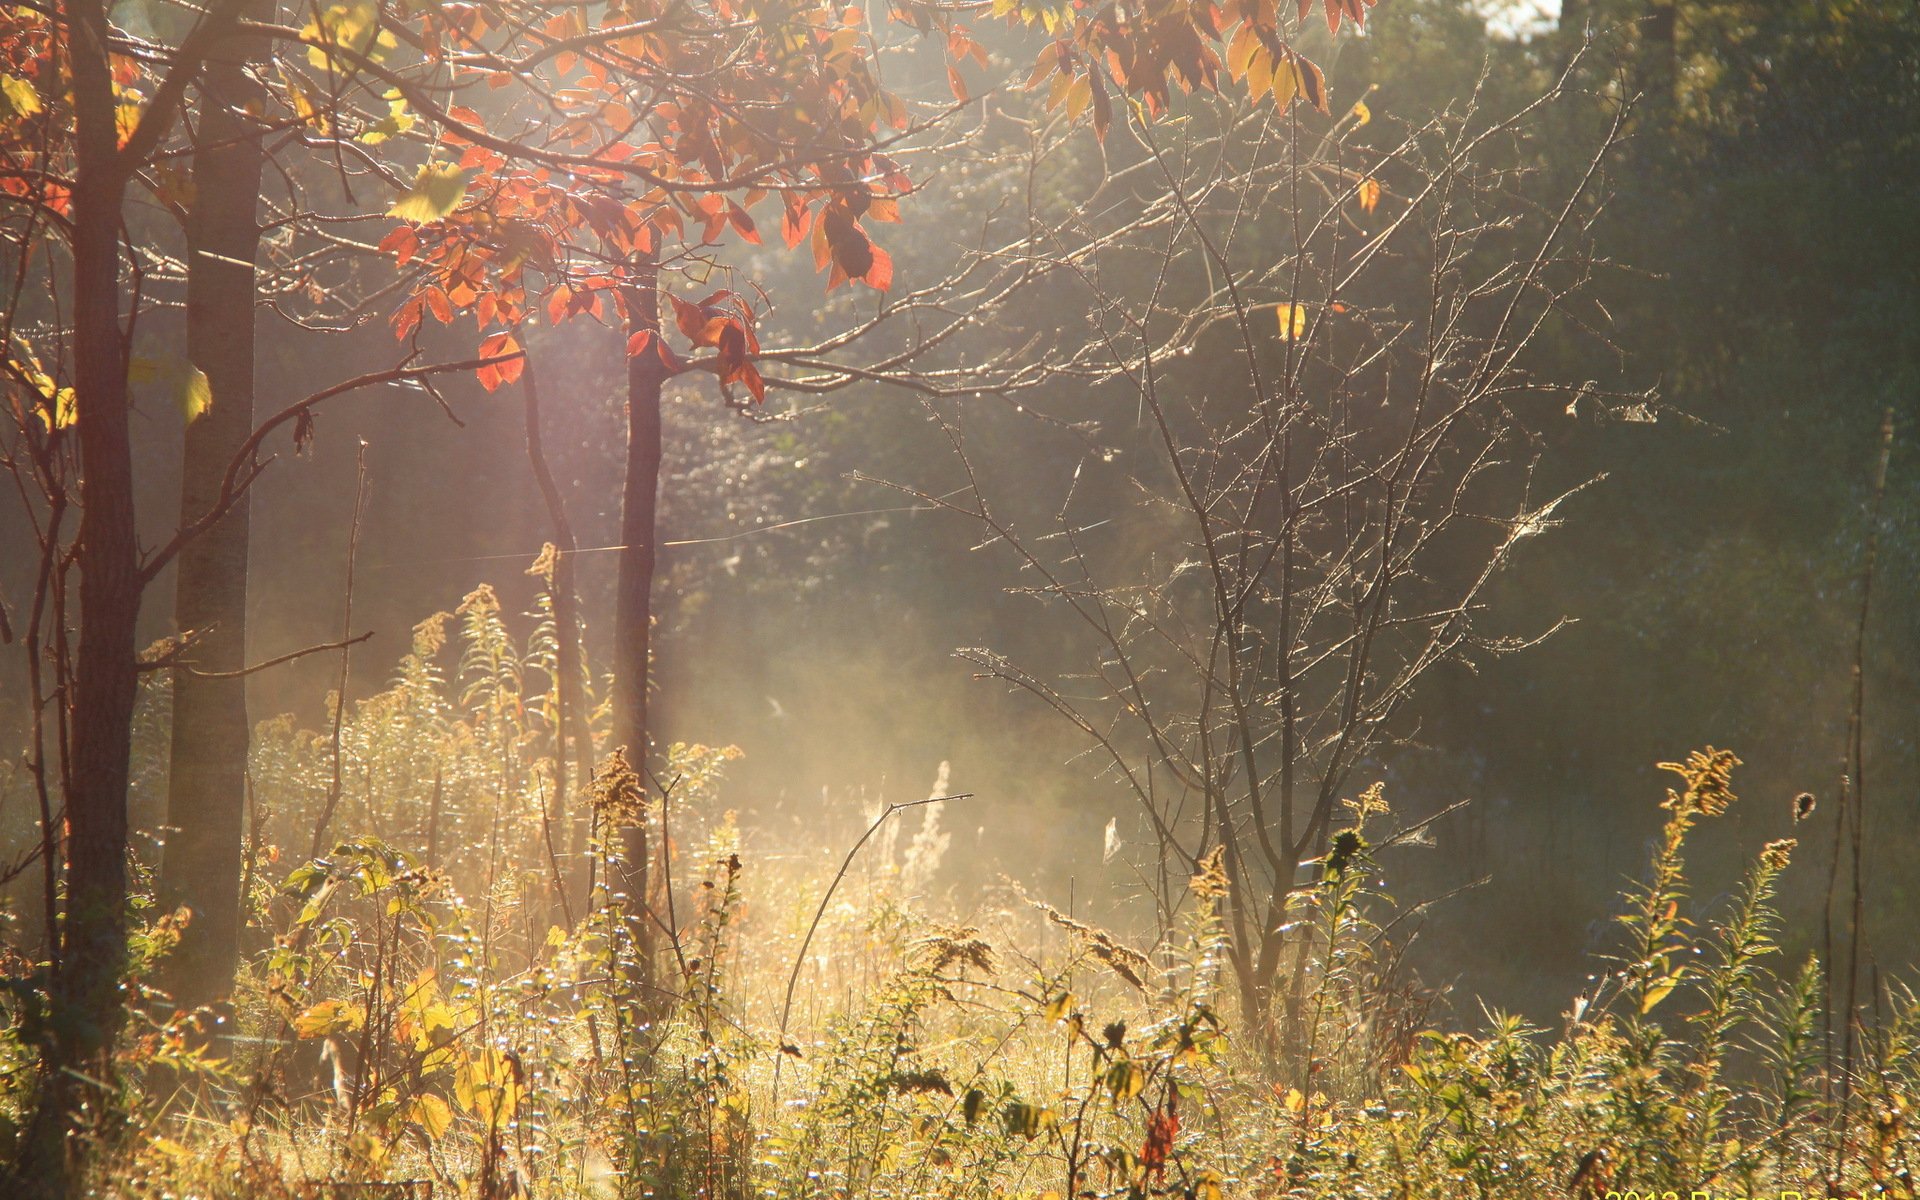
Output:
left=864, top=243, right=894, bottom=292
left=782, top=195, right=811, bottom=249
left=739, top=360, right=766, bottom=404
left=727, top=201, right=761, bottom=244
left=1089, top=67, right=1113, bottom=142
left=392, top=298, right=423, bottom=343
left=1297, top=55, right=1328, bottom=113
left=378, top=226, right=419, bottom=264
left=476, top=331, right=524, bottom=392
left=669, top=292, right=710, bottom=342
left=626, top=329, right=655, bottom=358
left=1142, top=1105, right=1181, bottom=1181
left=822, top=205, right=875, bottom=283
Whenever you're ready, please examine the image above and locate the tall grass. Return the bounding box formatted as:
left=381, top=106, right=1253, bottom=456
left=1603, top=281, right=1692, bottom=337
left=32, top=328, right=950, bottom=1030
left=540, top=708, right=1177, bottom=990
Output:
left=1, top=587, right=1913, bottom=1198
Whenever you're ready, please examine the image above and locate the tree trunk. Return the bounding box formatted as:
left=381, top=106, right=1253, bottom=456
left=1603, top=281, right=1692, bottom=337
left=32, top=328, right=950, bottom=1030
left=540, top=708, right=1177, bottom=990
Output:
left=11, top=1, right=140, bottom=1189
left=157, top=7, right=267, bottom=1018
left=612, top=260, right=665, bottom=989
left=523, top=353, right=596, bottom=918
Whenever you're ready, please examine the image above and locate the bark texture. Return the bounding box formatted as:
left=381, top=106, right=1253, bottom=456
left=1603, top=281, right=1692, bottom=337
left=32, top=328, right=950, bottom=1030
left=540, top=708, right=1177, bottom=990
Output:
left=157, top=6, right=268, bottom=1015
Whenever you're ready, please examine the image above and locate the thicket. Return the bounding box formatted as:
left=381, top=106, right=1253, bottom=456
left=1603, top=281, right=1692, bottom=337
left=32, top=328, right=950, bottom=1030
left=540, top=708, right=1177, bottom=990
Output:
left=1, top=591, right=1912, bottom=1197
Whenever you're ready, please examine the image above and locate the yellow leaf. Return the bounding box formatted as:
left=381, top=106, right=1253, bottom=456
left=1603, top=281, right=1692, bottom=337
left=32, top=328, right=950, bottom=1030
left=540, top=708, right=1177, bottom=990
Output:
left=303, top=0, right=385, bottom=71
left=1276, top=303, right=1307, bottom=340
left=1105, top=1059, right=1146, bottom=1102
left=1350, top=99, right=1371, bottom=127
left=1358, top=177, right=1381, bottom=215
left=293, top=998, right=364, bottom=1038
left=1043, top=991, right=1075, bottom=1022
left=346, top=1130, right=389, bottom=1171
left=0, top=74, right=43, bottom=119
left=1640, top=979, right=1678, bottom=1013
left=281, top=69, right=332, bottom=135
left=116, top=99, right=144, bottom=148
left=406, top=1093, right=453, bottom=1140
left=454, top=1049, right=521, bottom=1124
left=387, top=163, right=470, bottom=223
left=358, top=89, right=414, bottom=144
left=180, top=364, right=212, bottom=424
left=1272, top=58, right=1300, bottom=112
left=1282, top=1086, right=1306, bottom=1113
left=13, top=341, right=76, bottom=430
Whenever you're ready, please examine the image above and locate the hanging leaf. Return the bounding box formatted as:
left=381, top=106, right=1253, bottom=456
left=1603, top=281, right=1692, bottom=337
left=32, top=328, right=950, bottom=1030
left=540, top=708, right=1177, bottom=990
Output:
left=1350, top=99, right=1371, bottom=127
left=1358, top=177, right=1381, bottom=214
left=476, top=331, right=525, bottom=392
left=179, top=363, right=212, bottom=423
left=1276, top=303, right=1307, bottom=340
left=129, top=356, right=212, bottom=424
left=1296, top=55, right=1329, bottom=113
left=387, top=163, right=470, bottom=223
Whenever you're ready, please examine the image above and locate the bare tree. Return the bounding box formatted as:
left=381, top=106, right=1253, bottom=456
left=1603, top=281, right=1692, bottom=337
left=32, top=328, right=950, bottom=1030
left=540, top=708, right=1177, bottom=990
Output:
left=883, top=67, right=1629, bottom=1061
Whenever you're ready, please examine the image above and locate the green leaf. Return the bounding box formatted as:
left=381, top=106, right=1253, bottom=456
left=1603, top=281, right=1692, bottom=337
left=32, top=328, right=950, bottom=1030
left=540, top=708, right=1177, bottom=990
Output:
left=388, top=163, right=470, bottom=223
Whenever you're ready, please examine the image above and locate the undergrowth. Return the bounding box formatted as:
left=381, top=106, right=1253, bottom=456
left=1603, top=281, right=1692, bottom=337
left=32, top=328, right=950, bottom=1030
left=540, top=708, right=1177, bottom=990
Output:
left=1, top=586, right=1914, bottom=1199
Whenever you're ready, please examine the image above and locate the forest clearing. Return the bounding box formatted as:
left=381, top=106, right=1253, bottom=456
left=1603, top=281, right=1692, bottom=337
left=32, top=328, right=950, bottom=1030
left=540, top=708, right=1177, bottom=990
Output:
left=0, top=0, right=1914, bottom=1195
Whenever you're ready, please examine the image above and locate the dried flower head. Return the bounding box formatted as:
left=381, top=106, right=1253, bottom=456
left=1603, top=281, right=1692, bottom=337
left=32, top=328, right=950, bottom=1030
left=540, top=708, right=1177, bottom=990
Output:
left=456, top=583, right=500, bottom=617
left=911, top=925, right=997, bottom=976
left=411, top=611, right=451, bottom=657
left=1344, top=781, right=1389, bottom=818
left=1191, top=846, right=1230, bottom=899
left=1659, top=746, right=1741, bottom=817
left=526, top=541, right=559, bottom=585
left=1034, top=902, right=1152, bottom=990
left=591, top=748, right=647, bottom=824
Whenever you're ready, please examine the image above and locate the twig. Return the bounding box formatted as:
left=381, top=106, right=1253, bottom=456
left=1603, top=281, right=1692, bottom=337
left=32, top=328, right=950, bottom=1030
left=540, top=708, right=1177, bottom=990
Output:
left=1825, top=406, right=1895, bottom=1180
left=168, top=630, right=374, bottom=678
left=771, top=792, right=975, bottom=1101
left=309, top=441, right=371, bottom=858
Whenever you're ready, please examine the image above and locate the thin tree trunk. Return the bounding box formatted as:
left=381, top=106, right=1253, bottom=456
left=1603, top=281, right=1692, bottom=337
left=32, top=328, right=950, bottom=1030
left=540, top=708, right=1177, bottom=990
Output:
left=612, top=258, right=665, bottom=990
left=523, top=354, right=596, bottom=918
left=12, top=1, right=140, bottom=1189
left=157, top=3, right=268, bottom=1017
